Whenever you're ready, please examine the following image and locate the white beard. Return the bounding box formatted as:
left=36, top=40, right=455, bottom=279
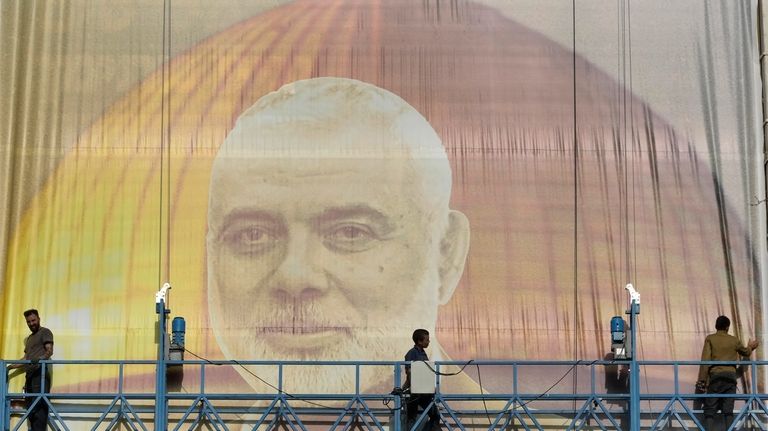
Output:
left=208, top=271, right=439, bottom=398
left=217, top=326, right=418, bottom=396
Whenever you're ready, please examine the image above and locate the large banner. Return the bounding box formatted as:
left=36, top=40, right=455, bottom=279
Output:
left=1, top=0, right=765, bottom=395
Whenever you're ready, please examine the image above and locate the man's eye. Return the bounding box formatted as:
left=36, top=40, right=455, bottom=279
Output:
left=224, top=227, right=278, bottom=254
left=324, top=224, right=377, bottom=252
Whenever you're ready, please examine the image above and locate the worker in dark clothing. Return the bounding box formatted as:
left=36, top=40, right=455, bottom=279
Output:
left=404, top=329, right=439, bottom=430
left=7, top=309, right=54, bottom=431
left=696, top=315, right=759, bottom=431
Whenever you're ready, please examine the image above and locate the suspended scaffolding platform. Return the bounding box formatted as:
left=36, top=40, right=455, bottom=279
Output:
left=2, top=359, right=767, bottom=431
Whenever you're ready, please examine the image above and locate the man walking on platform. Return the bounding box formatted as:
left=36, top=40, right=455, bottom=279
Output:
left=696, top=315, right=758, bottom=431
left=404, top=329, right=440, bottom=431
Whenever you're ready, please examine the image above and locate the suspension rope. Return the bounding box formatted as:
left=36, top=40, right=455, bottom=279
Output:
left=620, top=0, right=651, bottom=408
left=158, top=0, right=172, bottom=294
left=165, top=0, right=172, bottom=286
left=571, top=0, right=580, bottom=412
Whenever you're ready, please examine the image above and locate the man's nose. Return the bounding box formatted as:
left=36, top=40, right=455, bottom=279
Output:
left=271, top=229, right=328, bottom=301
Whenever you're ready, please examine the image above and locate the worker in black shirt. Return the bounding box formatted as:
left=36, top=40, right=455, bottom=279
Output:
left=404, top=329, right=440, bottom=430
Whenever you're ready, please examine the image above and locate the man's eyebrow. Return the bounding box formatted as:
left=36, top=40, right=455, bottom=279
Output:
left=218, top=208, right=283, bottom=228
left=313, top=205, right=393, bottom=226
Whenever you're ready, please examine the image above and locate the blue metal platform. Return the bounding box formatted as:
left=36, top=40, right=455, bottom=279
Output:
left=2, top=359, right=767, bottom=431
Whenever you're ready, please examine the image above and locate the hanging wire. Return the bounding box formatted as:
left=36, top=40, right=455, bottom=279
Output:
left=628, top=0, right=638, bottom=305
left=165, top=0, right=172, bottom=285
left=571, top=0, right=580, bottom=412
left=157, top=0, right=167, bottom=291
left=618, top=0, right=624, bottom=286
left=158, top=0, right=172, bottom=292
left=617, top=0, right=633, bottom=286
left=622, top=0, right=630, bottom=284
left=619, top=0, right=652, bottom=409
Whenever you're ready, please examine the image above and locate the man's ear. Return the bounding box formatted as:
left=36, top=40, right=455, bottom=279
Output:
left=438, top=210, right=470, bottom=305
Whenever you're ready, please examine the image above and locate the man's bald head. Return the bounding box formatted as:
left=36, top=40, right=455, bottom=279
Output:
left=212, top=77, right=452, bottom=212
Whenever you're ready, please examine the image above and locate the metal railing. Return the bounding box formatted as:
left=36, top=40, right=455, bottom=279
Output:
left=2, top=359, right=767, bottom=431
